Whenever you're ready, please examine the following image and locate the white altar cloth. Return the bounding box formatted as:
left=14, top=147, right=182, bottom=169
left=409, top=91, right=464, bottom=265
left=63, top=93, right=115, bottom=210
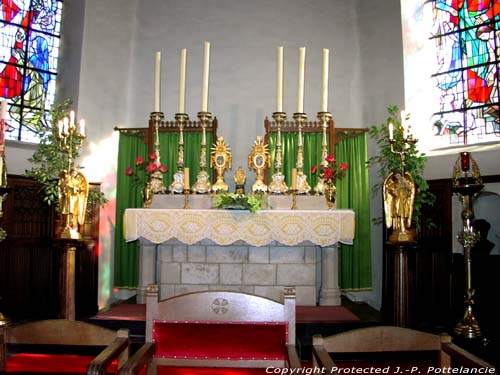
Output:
left=124, top=208, right=355, bottom=247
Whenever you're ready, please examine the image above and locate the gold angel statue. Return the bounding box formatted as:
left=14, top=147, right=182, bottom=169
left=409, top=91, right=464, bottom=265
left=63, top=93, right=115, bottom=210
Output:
left=383, top=170, right=415, bottom=243
left=58, top=168, right=89, bottom=239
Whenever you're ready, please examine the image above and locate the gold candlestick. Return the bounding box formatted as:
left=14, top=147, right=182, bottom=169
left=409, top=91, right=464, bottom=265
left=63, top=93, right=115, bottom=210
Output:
left=290, top=189, right=298, bottom=210
left=170, top=113, right=189, bottom=194
left=452, top=153, right=483, bottom=339
left=183, top=188, right=191, bottom=209
left=269, top=112, right=288, bottom=194
left=192, top=111, right=212, bottom=194
left=314, top=111, right=332, bottom=195
left=293, top=112, right=310, bottom=194
left=149, top=111, right=166, bottom=194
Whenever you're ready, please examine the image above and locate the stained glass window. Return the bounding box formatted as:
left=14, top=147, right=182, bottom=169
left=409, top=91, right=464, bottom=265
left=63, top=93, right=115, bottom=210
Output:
left=0, top=0, right=63, bottom=143
left=402, top=0, right=500, bottom=151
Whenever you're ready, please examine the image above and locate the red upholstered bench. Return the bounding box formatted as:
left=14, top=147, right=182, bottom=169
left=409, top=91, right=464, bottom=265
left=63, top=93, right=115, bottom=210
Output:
left=0, top=319, right=129, bottom=374
left=118, top=286, right=301, bottom=375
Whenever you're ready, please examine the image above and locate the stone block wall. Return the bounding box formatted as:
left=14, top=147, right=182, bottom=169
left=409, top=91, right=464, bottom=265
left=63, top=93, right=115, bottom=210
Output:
left=144, top=239, right=318, bottom=305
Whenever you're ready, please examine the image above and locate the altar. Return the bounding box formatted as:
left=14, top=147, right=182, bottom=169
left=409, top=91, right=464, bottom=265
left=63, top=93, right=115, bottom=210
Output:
left=123, top=195, right=355, bottom=306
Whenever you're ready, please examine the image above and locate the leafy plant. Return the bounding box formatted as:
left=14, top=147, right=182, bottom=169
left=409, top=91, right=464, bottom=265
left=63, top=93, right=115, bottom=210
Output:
left=212, top=193, right=267, bottom=213
left=367, top=105, right=434, bottom=229
left=25, top=99, right=107, bottom=208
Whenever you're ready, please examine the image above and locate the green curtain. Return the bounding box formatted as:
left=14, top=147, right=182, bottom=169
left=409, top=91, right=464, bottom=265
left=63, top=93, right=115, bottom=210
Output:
left=268, top=132, right=324, bottom=187
left=268, top=130, right=372, bottom=290
left=114, top=131, right=213, bottom=289
left=335, top=133, right=372, bottom=290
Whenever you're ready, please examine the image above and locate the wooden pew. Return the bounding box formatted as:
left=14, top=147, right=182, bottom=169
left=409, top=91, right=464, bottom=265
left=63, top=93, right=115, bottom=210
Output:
left=0, top=319, right=129, bottom=374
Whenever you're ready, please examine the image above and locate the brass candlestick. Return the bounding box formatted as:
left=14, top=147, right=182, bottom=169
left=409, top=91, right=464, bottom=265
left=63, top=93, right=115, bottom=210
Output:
left=192, top=111, right=212, bottom=194
left=452, top=152, right=483, bottom=339
left=313, top=111, right=332, bottom=195
left=269, top=112, right=288, bottom=194
left=149, top=111, right=166, bottom=194
left=183, top=188, right=191, bottom=209
left=56, top=114, right=88, bottom=240
left=290, top=189, right=298, bottom=210
left=293, top=112, right=310, bottom=194
left=170, top=113, right=189, bottom=194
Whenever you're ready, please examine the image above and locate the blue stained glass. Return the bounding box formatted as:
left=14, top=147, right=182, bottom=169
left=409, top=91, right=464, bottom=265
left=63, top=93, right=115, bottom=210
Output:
left=428, top=0, right=500, bottom=146
left=0, top=0, right=63, bottom=142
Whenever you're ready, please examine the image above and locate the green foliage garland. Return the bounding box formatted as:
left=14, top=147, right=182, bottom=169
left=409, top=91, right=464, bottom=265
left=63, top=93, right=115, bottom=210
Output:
left=212, top=193, right=267, bottom=213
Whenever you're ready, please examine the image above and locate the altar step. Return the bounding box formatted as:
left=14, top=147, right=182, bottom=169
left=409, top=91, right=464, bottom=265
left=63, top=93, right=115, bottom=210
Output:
left=87, top=295, right=382, bottom=360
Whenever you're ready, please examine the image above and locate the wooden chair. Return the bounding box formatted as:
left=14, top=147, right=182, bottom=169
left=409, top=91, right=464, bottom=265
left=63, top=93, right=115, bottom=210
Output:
left=0, top=319, right=129, bottom=374
left=312, top=326, right=497, bottom=374
left=119, top=286, right=301, bottom=375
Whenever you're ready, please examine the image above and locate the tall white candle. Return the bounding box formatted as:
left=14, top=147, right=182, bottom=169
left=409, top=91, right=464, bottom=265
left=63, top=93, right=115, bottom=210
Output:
left=154, top=51, right=161, bottom=112
left=69, top=110, right=75, bottom=126
left=297, top=47, right=306, bottom=113
left=277, top=46, right=284, bottom=113
left=179, top=48, right=187, bottom=114
left=321, top=48, right=329, bottom=112
left=201, top=41, right=210, bottom=112
left=388, top=122, right=394, bottom=140
left=184, top=167, right=190, bottom=189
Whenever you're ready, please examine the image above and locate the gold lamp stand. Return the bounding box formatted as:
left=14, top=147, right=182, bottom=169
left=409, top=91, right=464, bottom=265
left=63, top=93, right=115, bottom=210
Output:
left=452, top=152, right=483, bottom=339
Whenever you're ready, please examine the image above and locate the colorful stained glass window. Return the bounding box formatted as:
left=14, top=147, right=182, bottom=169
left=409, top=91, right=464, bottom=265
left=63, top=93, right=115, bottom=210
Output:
left=402, top=0, right=500, bottom=150
left=0, top=0, right=63, bottom=143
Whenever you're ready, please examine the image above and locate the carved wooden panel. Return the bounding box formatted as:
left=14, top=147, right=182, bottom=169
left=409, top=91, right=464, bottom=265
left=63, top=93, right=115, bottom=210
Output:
left=0, top=175, right=100, bottom=322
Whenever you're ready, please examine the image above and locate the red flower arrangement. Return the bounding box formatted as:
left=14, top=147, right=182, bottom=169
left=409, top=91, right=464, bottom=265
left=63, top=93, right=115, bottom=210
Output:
left=125, top=153, right=167, bottom=186
left=311, top=154, right=348, bottom=185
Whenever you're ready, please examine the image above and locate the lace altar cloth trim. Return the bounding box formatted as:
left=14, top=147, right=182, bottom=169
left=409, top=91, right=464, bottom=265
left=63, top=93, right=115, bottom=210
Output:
left=124, top=208, right=355, bottom=247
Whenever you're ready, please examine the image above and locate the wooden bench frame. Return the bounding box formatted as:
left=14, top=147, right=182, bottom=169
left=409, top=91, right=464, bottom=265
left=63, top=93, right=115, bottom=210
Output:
left=0, top=319, right=129, bottom=375
left=119, top=286, right=301, bottom=375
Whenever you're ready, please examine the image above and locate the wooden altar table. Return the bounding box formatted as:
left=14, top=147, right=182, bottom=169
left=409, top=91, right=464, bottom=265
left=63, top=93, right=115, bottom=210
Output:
left=124, top=207, right=355, bottom=306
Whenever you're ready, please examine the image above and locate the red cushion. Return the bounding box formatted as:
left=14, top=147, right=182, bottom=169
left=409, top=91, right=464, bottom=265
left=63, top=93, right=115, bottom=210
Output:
left=157, top=367, right=269, bottom=375
left=6, top=353, right=119, bottom=373
left=153, top=321, right=287, bottom=360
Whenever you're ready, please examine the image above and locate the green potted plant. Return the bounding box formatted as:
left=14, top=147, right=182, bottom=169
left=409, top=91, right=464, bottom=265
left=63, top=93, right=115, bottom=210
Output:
left=25, top=99, right=107, bottom=209
left=368, top=105, right=435, bottom=234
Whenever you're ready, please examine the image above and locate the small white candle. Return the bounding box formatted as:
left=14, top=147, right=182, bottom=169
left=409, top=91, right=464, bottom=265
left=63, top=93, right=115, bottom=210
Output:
left=69, top=110, right=75, bottom=126
left=321, top=48, right=329, bottom=112
left=63, top=117, right=69, bottom=135
left=401, top=110, right=407, bottom=138
left=291, top=168, right=298, bottom=190
left=277, top=46, right=284, bottom=113
left=78, top=119, right=86, bottom=137
left=179, top=48, right=187, bottom=114
left=57, top=120, right=63, bottom=137
left=201, top=41, right=210, bottom=112
left=388, top=122, right=394, bottom=140
left=154, top=51, right=161, bottom=112
left=184, top=167, right=190, bottom=189
left=297, top=47, right=306, bottom=113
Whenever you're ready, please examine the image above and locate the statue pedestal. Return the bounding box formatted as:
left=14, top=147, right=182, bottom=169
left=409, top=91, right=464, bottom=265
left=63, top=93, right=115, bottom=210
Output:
left=382, top=242, right=419, bottom=327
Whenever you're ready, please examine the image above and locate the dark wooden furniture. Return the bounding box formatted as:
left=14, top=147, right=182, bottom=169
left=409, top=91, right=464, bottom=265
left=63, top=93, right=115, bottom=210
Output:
left=0, top=319, right=129, bottom=374
left=312, top=326, right=496, bottom=373
left=0, top=175, right=100, bottom=322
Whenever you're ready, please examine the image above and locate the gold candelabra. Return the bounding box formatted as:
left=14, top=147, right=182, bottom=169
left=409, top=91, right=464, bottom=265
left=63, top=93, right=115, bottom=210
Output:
left=192, top=111, right=212, bottom=194
left=313, top=111, right=332, bottom=195
left=293, top=112, right=310, bottom=194
left=269, top=112, right=288, bottom=194
left=452, top=152, right=483, bottom=339
left=56, top=112, right=87, bottom=240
